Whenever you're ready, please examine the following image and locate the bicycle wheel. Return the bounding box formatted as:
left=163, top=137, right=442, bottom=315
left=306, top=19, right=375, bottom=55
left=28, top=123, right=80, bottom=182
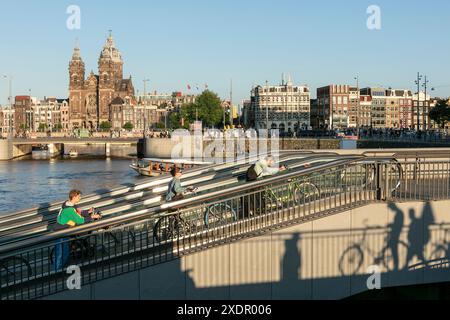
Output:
left=429, top=245, right=448, bottom=265
left=153, top=216, right=176, bottom=243
left=97, top=231, right=121, bottom=255
left=204, top=203, right=237, bottom=228
left=49, top=247, right=56, bottom=265
left=71, top=239, right=95, bottom=261
left=338, top=246, right=364, bottom=276
left=380, top=241, right=409, bottom=271
left=264, top=188, right=279, bottom=212
left=293, top=182, right=319, bottom=204
left=0, top=256, right=33, bottom=279
left=387, top=160, right=403, bottom=194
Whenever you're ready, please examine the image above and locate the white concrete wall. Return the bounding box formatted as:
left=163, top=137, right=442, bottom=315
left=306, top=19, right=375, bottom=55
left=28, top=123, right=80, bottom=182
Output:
left=0, top=139, right=12, bottom=160
left=44, top=200, right=450, bottom=300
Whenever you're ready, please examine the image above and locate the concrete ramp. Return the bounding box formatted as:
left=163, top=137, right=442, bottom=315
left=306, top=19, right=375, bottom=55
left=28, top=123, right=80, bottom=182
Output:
left=43, top=200, right=450, bottom=300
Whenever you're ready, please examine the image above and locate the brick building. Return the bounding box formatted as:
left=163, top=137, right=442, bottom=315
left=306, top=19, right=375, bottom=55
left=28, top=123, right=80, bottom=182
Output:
left=69, top=33, right=135, bottom=130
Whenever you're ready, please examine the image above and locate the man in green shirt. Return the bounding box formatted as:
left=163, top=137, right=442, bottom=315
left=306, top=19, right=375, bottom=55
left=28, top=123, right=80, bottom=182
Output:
left=53, top=190, right=102, bottom=271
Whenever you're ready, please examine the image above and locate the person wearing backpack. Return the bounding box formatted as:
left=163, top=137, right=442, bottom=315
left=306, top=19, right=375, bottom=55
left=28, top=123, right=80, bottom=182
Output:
left=244, top=155, right=286, bottom=216
left=246, top=155, right=285, bottom=182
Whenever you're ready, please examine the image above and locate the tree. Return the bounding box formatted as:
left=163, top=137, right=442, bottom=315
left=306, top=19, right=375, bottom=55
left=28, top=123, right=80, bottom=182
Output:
left=429, top=99, right=450, bottom=129
left=156, top=122, right=166, bottom=129
left=123, top=122, right=134, bottom=131
left=99, top=121, right=112, bottom=132
left=167, top=111, right=181, bottom=129
left=195, top=90, right=223, bottom=127
left=177, top=90, right=223, bottom=128
left=180, top=103, right=198, bottom=126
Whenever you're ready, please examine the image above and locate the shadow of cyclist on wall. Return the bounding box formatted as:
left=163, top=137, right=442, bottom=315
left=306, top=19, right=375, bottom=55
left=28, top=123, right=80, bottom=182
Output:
left=377, top=203, right=405, bottom=271
left=404, top=202, right=435, bottom=270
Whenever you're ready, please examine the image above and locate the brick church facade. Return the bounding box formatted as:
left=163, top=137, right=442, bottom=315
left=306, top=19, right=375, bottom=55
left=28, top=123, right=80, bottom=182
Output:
left=68, top=33, right=135, bottom=130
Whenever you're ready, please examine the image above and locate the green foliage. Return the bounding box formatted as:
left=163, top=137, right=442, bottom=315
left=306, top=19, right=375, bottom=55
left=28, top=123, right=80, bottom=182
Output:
left=168, top=111, right=188, bottom=129
left=156, top=122, right=166, bottom=129
left=195, top=90, right=223, bottom=127
left=123, top=122, right=134, bottom=131
left=176, top=90, right=224, bottom=128
left=429, top=99, right=450, bottom=129
left=99, top=121, right=112, bottom=132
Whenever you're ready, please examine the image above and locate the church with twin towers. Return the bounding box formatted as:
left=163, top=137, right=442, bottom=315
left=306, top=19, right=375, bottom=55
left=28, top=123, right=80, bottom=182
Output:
left=68, top=32, right=135, bottom=130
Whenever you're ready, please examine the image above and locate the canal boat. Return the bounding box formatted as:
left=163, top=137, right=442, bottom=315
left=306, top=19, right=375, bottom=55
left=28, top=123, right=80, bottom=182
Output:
left=130, top=158, right=212, bottom=177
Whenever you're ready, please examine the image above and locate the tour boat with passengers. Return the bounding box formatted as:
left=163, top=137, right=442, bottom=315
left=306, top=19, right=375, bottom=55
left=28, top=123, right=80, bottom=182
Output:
left=130, top=158, right=213, bottom=177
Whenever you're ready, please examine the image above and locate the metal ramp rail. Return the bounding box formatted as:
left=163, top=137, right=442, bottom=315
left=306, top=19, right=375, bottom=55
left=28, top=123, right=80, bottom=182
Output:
left=1, top=153, right=450, bottom=300
left=0, top=152, right=346, bottom=247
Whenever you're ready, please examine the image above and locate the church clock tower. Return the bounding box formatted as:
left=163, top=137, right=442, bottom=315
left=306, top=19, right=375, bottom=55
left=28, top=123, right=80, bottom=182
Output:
left=69, top=45, right=85, bottom=129
left=98, top=32, right=123, bottom=123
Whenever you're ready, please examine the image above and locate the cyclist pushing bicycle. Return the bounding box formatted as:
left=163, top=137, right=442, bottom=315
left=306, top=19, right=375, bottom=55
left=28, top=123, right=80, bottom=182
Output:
left=52, top=189, right=103, bottom=271
left=152, top=167, right=199, bottom=243
left=166, top=167, right=197, bottom=204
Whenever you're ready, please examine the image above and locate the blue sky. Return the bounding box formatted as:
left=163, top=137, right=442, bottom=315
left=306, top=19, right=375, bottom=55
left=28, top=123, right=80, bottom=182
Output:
left=0, top=0, right=449, bottom=105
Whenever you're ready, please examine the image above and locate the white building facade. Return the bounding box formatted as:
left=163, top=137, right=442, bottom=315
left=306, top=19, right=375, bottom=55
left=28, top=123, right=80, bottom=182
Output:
left=252, top=78, right=310, bottom=134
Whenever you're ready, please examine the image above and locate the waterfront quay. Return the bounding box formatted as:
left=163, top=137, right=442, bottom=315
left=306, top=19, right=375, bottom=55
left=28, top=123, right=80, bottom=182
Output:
left=0, top=137, right=139, bottom=160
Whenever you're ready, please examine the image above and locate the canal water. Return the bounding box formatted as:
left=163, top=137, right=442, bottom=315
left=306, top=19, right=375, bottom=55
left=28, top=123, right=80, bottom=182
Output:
left=0, top=154, right=147, bottom=214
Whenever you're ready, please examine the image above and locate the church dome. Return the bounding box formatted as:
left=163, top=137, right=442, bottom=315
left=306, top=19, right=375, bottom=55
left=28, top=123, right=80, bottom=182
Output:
left=100, top=33, right=122, bottom=63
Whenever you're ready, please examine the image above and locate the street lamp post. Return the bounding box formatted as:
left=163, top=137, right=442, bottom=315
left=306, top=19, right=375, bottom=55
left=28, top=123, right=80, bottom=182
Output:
left=143, top=79, right=150, bottom=138
left=354, top=76, right=360, bottom=136
left=422, top=75, right=429, bottom=131
left=415, top=72, right=423, bottom=131
left=223, top=104, right=226, bottom=129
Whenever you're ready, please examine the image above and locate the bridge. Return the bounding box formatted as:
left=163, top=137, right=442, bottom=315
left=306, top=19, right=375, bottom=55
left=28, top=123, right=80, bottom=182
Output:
left=0, top=150, right=450, bottom=299
left=0, top=138, right=140, bottom=160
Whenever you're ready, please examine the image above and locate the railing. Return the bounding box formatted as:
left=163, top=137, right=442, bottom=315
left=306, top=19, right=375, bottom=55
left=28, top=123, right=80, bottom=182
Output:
left=0, top=157, right=385, bottom=299
left=359, top=133, right=450, bottom=145
left=392, top=160, right=450, bottom=201
left=1, top=155, right=450, bottom=300
left=0, top=152, right=342, bottom=247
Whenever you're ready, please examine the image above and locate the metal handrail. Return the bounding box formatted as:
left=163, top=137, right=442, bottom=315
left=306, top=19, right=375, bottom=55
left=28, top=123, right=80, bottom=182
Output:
left=0, top=152, right=343, bottom=238
left=2, top=156, right=450, bottom=300
left=362, top=149, right=450, bottom=159
left=0, top=150, right=322, bottom=219
left=0, top=154, right=382, bottom=255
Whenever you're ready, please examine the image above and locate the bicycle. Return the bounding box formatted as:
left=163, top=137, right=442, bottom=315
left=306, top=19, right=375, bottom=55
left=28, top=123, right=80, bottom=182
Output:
left=204, top=202, right=237, bottom=228
left=340, top=162, right=376, bottom=189
left=384, top=159, right=403, bottom=194
left=153, top=188, right=237, bottom=243
left=429, top=225, right=450, bottom=266
left=264, top=176, right=320, bottom=211
left=338, top=220, right=408, bottom=276
left=0, top=256, right=33, bottom=280
left=49, top=210, right=136, bottom=267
